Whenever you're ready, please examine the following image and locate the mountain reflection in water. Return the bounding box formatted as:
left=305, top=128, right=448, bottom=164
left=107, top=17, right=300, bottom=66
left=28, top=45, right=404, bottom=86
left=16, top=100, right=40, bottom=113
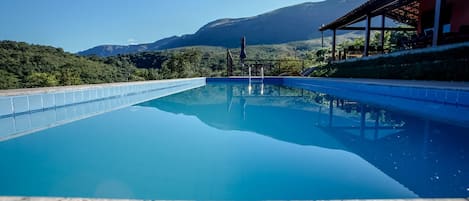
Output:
left=140, top=82, right=469, bottom=198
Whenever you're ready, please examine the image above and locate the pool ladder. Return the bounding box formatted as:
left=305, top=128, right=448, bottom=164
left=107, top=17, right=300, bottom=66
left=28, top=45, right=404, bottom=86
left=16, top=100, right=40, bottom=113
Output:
left=248, top=66, right=264, bottom=95
left=248, top=66, right=264, bottom=83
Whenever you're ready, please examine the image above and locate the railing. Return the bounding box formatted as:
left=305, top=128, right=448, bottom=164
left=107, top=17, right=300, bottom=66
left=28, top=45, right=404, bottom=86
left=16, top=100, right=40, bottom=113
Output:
left=228, top=59, right=307, bottom=76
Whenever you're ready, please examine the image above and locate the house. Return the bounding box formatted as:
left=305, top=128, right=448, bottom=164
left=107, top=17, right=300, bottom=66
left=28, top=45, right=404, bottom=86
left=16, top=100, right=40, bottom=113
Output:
left=319, top=0, right=469, bottom=60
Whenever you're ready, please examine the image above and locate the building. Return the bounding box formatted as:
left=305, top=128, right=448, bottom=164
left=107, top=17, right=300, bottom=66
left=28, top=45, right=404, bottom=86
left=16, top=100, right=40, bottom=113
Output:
left=319, top=0, right=469, bottom=60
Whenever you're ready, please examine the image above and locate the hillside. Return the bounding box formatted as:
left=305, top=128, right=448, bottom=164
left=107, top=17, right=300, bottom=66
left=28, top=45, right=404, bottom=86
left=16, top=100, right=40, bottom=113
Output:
left=79, top=0, right=366, bottom=57
left=0, top=41, right=138, bottom=89
left=0, top=32, right=361, bottom=89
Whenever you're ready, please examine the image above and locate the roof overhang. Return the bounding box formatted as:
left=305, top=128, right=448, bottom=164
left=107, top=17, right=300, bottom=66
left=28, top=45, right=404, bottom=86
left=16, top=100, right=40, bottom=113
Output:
left=320, top=0, right=420, bottom=31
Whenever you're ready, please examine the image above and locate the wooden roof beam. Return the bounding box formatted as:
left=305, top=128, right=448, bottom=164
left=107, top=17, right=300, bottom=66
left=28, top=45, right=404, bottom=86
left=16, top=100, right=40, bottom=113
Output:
left=320, top=0, right=421, bottom=31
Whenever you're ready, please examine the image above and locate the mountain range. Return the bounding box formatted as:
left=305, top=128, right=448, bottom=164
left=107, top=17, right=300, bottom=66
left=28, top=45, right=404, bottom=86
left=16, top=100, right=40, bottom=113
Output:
left=78, top=0, right=367, bottom=57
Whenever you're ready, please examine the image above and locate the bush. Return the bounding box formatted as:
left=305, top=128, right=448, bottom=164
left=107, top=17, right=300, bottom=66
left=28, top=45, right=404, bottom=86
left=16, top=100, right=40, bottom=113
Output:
left=25, top=72, right=59, bottom=88
left=0, top=69, right=20, bottom=89
left=315, top=45, right=469, bottom=81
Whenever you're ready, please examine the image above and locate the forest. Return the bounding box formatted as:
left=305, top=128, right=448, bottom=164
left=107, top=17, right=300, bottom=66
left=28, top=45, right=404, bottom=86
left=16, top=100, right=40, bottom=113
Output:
left=0, top=40, right=321, bottom=89
left=0, top=31, right=417, bottom=89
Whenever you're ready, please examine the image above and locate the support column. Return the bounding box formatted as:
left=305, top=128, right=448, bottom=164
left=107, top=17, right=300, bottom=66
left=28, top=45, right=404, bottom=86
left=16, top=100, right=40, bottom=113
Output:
left=321, top=31, right=325, bottom=48
left=332, top=29, right=337, bottom=61
left=432, top=0, right=442, bottom=47
left=364, top=14, right=372, bottom=57
left=380, top=15, right=386, bottom=54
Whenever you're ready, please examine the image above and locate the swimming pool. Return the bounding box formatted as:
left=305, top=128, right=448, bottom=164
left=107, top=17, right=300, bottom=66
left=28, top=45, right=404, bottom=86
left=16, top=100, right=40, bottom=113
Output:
left=0, top=78, right=468, bottom=200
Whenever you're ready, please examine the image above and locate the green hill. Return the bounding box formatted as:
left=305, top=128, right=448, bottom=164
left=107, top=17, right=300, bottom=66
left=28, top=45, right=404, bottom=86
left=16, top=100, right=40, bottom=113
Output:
left=0, top=41, right=137, bottom=89
left=1, top=34, right=361, bottom=89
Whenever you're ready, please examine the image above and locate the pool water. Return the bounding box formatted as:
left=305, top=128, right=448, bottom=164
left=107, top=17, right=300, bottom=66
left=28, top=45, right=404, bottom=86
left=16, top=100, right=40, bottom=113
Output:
left=0, top=82, right=468, bottom=199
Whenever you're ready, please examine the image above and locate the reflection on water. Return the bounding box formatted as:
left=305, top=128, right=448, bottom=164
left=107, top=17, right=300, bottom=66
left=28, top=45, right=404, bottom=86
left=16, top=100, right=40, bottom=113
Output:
left=0, top=82, right=468, bottom=200
left=141, top=82, right=469, bottom=198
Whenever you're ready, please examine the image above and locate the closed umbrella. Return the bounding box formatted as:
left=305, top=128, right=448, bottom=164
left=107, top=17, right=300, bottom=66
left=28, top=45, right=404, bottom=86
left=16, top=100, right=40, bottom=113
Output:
left=240, top=36, right=247, bottom=62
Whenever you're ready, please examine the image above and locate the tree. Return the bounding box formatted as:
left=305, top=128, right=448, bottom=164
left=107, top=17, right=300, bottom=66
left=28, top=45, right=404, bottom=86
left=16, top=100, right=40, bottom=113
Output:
left=25, top=72, right=59, bottom=88
left=273, top=56, right=303, bottom=75
left=0, top=41, right=142, bottom=89
left=315, top=48, right=330, bottom=63
left=59, top=64, right=82, bottom=85
left=389, top=29, right=416, bottom=51
left=161, top=49, right=203, bottom=78
left=0, top=69, right=20, bottom=89
left=371, top=31, right=391, bottom=49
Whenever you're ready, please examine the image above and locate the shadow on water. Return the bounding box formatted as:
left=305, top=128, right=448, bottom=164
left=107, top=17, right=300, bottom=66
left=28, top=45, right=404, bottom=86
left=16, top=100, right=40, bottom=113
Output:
left=139, top=82, right=469, bottom=198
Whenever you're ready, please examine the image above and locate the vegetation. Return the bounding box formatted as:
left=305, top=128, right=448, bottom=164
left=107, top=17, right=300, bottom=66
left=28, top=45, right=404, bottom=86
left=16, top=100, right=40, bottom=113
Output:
left=335, top=29, right=416, bottom=55
left=309, top=29, right=469, bottom=81
left=0, top=40, right=331, bottom=89
left=0, top=41, right=136, bottom=89
left=1, top=32, right=398, bottom=90
left=0, top=41, right=225, bottom=89
left=312, top=44, right=469, bottom=81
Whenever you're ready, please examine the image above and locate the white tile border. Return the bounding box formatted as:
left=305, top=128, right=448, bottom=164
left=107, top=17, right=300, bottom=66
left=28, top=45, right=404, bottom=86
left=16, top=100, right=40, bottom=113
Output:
left=0, top=78, right=206, bottom=117
left=283, top=77, right=469, bottom=106
left=0, top=80, right=206, bottom=142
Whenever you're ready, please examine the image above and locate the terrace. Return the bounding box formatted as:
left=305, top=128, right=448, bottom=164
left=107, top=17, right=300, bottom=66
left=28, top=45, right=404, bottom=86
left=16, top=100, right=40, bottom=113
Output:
left=319, top=0, right=469, bottom=61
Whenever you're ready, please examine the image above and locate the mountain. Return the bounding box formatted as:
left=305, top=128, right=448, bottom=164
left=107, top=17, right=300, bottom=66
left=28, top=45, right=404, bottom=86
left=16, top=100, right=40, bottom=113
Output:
left=79, top=0, right=366, bottom=57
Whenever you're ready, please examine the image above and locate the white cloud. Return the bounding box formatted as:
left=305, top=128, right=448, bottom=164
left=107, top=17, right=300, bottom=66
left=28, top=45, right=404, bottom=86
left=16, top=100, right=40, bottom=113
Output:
left=127, top=38, right=137, bottom=45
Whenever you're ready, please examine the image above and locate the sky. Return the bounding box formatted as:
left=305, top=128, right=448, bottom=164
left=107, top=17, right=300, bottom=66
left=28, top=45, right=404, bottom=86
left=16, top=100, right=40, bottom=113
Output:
left=0, top=0, right=322, bottom=53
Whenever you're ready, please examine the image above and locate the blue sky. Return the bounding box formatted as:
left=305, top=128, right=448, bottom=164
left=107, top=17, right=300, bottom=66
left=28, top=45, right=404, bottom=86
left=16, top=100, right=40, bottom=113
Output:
left=0, top=0, right=321, bottom=53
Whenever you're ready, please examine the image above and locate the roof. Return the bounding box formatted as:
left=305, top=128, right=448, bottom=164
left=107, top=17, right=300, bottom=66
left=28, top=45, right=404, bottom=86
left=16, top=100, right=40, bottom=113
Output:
left=319, top=0, right=420, bottom=31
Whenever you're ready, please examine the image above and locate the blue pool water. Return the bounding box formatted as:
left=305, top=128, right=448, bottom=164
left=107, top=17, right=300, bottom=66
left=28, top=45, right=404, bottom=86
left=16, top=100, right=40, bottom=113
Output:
left=0, top=81, right=468, bottom=199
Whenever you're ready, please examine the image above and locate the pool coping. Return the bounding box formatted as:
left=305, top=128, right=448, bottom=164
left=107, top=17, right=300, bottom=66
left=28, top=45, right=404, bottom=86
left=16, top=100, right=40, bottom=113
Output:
left=287, top=77, right=469, bottom=91
left=0, top=78, right=206, bottom=117
left=0, top=82, right=205, bottom=143
left=2, top=77, right=469, bottom=96
left=0, top=78, right=205, bottom=97
left=220, top=76, right=469, bottom=91
left=0, top=197, right=467, bottom=201
left=280, top=77, right=469, bottom=106
left=2, top=77, right=469, bottom=117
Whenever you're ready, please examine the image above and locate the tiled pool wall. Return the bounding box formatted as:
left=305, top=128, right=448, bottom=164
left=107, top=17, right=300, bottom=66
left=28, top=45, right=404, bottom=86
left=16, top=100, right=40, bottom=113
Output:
left=2, top=77, right=463, bottom=116
left=207, top=77, right=469, bottom=106
left=0, top=78, right=205, bottom=117
left=2, top=77, right=468, bottom=140
left=287, top=79, right=469, bottom=126
left=0, top=78, right=206, bottom=141
left=282, top=77, right=469, bottom=107
left=207, top=77, right=284, bottom=84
